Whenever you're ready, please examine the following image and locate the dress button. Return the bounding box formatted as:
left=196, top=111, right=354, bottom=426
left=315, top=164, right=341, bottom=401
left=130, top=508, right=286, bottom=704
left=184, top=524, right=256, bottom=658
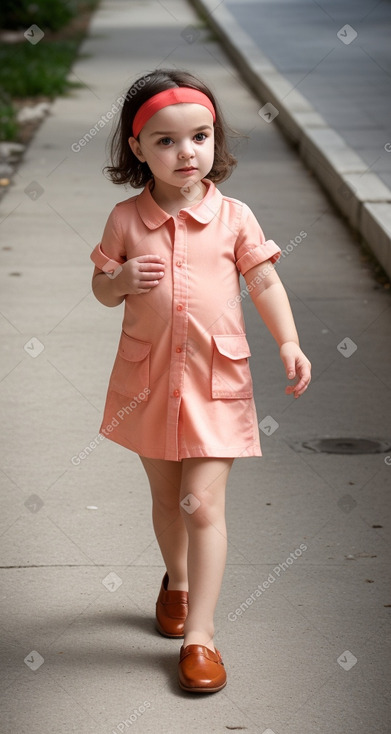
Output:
left=173, top=389, right=180, bottom=398
left=176, top=260, right=182, bottom=267
left=178, top=212, right=186, bottom=219
left=176, top=304, right=183, bottom=311
left=176, top=346, right=182, bottom=353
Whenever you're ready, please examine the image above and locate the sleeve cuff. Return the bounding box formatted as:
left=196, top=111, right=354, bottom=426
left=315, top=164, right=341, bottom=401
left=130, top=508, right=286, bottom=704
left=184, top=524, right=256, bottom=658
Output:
left=236, top=239, right=281, bottom=275
left=90, top=242, right=124, bottom=274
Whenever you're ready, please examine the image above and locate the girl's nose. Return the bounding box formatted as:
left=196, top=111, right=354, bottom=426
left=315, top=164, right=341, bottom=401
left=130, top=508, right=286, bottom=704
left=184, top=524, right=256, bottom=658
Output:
left=178, top=141, right=195, bottom=159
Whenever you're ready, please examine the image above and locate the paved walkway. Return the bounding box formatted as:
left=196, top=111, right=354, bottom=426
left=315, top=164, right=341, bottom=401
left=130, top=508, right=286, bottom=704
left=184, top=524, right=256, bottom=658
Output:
left=0, top=1, right=390, bottom=733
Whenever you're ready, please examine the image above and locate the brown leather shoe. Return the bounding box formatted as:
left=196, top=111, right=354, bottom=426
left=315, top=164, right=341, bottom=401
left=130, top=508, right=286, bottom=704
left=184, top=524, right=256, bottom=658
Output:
left=178, top=644, right=227, bottom=693
left=155, top=572, right=188, bottom=638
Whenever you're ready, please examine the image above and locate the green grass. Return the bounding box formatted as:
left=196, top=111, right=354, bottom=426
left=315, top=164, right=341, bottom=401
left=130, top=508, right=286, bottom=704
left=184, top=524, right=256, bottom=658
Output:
left=0, top=0, right=100, bottom=32
left=0, top=100, right=18, bottom=141
left=0, top=0, right=74, bottom=32
left=0, top=0, right=100, bottom=141
left=0, top=40, right=83, bottom=99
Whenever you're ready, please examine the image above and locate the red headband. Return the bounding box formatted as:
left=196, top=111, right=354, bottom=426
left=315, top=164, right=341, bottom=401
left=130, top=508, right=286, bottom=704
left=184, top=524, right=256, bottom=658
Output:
left=132, top=87, right=216, bottom=138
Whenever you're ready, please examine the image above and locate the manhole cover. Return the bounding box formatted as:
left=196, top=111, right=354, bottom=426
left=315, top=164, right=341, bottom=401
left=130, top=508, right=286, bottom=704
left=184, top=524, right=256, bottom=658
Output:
left=300, top=438, right=391, bottom=455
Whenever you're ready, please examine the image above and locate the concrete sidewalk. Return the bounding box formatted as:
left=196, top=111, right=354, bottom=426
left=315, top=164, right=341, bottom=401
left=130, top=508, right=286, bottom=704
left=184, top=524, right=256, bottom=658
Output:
left=191, top=0, right=391, bottom=280
left=0, top=1, right=390, bottom=732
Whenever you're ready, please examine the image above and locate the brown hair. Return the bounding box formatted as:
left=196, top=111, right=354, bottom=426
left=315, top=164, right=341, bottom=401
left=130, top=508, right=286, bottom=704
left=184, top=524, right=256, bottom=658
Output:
left=104, top=68, right=237, bottom=187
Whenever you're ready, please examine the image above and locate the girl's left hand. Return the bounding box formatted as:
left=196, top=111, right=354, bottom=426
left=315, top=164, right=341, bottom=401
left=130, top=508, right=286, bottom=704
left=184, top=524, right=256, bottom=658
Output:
left=280, top=342, right=311, bottom=399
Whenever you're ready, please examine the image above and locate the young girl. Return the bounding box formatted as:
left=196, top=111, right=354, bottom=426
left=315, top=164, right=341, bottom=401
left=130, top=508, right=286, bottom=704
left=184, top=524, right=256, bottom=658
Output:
left=91, top=69, right=311, bottom=694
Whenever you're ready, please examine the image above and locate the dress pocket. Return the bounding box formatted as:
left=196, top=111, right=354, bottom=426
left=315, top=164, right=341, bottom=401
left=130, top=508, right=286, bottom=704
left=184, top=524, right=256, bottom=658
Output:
left=211, top=334, right=253, bottom=399
left=109, top=331, right=151, bottom=399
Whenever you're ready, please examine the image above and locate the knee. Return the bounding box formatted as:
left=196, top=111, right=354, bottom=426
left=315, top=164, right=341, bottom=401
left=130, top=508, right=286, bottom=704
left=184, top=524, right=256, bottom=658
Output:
left=179, top=489, right=221, bottom=528
left=152, top=490, right=180, bottom=517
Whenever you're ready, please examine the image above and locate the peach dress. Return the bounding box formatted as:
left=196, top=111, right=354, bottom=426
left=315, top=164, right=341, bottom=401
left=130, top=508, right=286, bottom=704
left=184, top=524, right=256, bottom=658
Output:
left=91, top=179, right=281, bottom=460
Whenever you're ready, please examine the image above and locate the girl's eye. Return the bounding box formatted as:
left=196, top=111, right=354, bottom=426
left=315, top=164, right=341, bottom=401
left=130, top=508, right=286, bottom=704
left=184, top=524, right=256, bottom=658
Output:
left=194, top=132, right=207, bottom=142
left=158, top=137, right=173, bottom=146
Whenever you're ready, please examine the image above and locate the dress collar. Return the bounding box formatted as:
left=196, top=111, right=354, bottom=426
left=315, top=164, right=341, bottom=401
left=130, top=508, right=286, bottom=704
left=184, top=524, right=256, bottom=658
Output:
left=135, top=178, right=223, bottom=229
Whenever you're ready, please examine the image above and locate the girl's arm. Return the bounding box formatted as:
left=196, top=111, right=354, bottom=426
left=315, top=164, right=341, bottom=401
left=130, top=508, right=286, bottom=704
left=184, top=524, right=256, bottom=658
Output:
left=91, top=254, right=166, bottom=308
left=244, top=260, right=311, bottom=398
left=92, top=266, right=125, bottom=307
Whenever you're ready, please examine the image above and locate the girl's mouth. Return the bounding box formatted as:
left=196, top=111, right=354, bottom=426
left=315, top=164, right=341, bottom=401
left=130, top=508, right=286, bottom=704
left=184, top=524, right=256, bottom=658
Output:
left=176, top=167, right=197, bottom=172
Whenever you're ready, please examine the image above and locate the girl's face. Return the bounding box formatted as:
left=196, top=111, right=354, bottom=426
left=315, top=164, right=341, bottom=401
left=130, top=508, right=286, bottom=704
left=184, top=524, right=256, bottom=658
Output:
left=128, top=103, right=215, bottom=193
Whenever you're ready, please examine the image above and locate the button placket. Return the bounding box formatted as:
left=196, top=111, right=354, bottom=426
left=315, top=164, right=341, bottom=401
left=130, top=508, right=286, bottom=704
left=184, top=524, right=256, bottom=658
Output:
left=165, top=218, right=189, bottom=458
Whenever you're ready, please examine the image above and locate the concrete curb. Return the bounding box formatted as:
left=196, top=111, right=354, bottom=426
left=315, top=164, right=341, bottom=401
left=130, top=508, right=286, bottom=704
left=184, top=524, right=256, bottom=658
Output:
left=190, top=0, right=391, bottom=280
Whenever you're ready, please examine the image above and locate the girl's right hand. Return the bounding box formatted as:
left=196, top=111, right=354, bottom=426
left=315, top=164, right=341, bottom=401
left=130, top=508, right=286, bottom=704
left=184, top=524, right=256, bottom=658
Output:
left=116, top=254, right=165, bottom=295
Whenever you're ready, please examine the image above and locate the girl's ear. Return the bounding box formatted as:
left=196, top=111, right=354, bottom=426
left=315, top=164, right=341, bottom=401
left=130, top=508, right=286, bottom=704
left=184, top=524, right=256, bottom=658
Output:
left=128, top=136, right=146, bottom=162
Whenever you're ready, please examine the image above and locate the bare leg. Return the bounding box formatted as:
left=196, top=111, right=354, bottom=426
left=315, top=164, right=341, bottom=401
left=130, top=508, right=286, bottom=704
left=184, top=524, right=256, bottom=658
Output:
left=179, top=457, right=234, bottom=652
left=139, top=456, right=188, bottom=590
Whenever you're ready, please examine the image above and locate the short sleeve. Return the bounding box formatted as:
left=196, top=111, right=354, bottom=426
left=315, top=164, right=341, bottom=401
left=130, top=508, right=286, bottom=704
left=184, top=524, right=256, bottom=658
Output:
left=90, top=206, right=127, bottom=274
left=235, top=203, right=281, bottom=275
